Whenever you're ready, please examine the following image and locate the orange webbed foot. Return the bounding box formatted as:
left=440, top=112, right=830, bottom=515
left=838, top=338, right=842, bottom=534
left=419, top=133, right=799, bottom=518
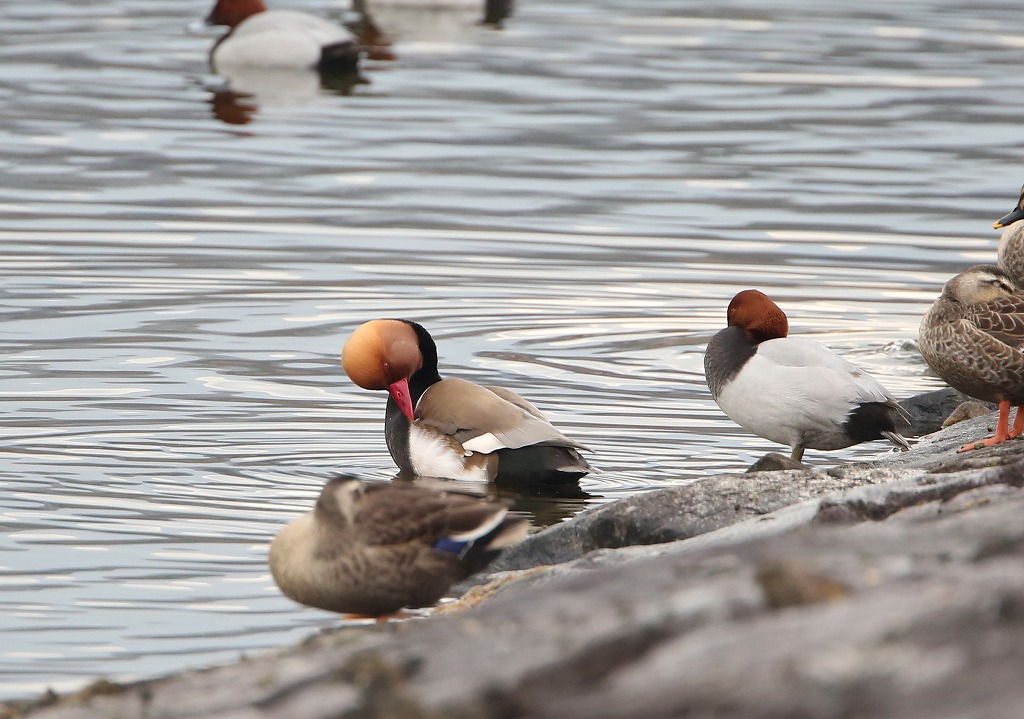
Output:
left=957, top=434, right=1011, bottom=452
left=958, top=400, right=1012, bottom=452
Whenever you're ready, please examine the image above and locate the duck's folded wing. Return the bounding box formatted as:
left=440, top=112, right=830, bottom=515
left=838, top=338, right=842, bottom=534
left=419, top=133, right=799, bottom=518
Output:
left=755, top=338, right=909, bottom=423
left=237, top=10, right=354, bottom=45
left=355, top=483, right=511, bottom=546
left=415, top=378, right=588, bottom=454
left=971, top=296, right=1024, bottom=350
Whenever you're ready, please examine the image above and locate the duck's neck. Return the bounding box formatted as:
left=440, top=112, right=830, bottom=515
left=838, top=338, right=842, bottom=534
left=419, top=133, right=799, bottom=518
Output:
left=384, top=320, right=442, bottom=474
left=403, top=320, right=442, bottom=404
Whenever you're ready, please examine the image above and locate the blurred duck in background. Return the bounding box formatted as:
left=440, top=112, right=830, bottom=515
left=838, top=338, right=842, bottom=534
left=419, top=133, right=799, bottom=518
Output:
left=206, top=0, right=360, bottom=73
left=351, top=0, right=513, bottom=45
left=200, top=0, right=365, bottom=123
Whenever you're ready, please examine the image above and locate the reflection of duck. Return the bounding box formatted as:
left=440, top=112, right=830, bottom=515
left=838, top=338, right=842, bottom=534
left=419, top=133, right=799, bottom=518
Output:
left=205, top=66, right=365, bottom=124
left=269, top=475, right=527, bottom=616
left=704, top=290, right=910, bottom=462
left=919, top=265, right=1024, bottom=452
left=342, top=319, right=592, bottom=484
left=205, top=0, right=360, bottom=72
left=351, top=0, right=513, bottom=44
left=994, top=184, right=1024, bottom=288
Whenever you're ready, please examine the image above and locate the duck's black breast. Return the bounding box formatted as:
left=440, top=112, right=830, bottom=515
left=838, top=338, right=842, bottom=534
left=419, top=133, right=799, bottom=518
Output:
left=384, top=397, right=414, bottom=475
left=703, top=325, right=758, bottom=399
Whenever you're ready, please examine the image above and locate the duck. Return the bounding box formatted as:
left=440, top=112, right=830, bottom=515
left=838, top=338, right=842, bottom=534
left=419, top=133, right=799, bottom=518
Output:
left=918, top=264, right=1024, bottom=452
left=341, top=319, right=592, bottom=484
left=703, top=289, right=911, bottom=462
left=205, top=0, right=360, bottom=73
left=994, top=184, right=1024, bottom=288
left=269, top=475, right=528, bottom=616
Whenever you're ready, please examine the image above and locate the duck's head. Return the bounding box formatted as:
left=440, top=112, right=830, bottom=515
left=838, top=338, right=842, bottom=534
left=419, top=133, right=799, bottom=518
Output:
left=726, top=289, right=789, bottom=343
left=342, top=319, right=424, bottom=420
left=942, top=265, right=1016, bottom=304
left=994, top=184, right=1024, bottom=230
left=206, top=0, right=268, bottom=28
left=315, top=474, right=365, bottom=527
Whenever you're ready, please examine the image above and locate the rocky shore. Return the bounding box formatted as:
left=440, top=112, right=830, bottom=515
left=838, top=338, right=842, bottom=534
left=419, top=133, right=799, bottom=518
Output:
left=7, top=387, right=1024, bottom=719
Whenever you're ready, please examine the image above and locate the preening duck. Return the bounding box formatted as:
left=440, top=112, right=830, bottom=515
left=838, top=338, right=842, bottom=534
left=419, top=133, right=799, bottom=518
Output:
left=269, top=475, right=527, bottom=617
left=704, top=289, right=910, bottom=461
left=205, top=0, right=360, bottom=72
left=918, top=264, right=1024, bottom=452
left=342, top=319, right=592, bottom=484
left=995, top=184, right=1024, bottom=289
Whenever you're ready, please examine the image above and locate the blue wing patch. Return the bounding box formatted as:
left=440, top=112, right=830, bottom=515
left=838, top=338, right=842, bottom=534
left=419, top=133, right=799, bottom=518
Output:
left=433, top=537, right=469, bottom=556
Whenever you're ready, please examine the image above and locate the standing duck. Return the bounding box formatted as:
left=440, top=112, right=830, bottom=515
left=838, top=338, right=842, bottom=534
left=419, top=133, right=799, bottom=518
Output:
left=704, top=290, right=911, bottom=462
left=918, top=264, right=1024, bottom=451
left=342, top=319, right=592, bottom=484
left=995, top=184, right=1024, bottom=288
left=269, top=475, right=527, bottom=616
left=205, top=0, right=360, bottom=72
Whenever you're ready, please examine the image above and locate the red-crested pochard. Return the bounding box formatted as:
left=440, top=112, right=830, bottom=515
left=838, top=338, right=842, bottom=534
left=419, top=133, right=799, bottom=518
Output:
left=342, top=319, right=592, bottom=484
left=704, top=290, right=910, bottom=461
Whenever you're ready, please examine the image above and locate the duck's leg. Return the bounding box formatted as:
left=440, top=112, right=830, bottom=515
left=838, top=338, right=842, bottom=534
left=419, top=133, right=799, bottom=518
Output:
left=958, top=399, right=1011, bottom=452
left=1008, top=405, right=1024, bottom=439
left=338, top=610, right=417, bottom=624
left=790, top=446, right=805, bottom=462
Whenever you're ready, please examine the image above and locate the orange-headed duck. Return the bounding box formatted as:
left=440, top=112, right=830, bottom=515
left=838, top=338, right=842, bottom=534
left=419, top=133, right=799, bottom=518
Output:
left=269, top=474, right=527, bottom=616
left=918, top=264, right=1024, bottom=452
left=704, top=290, right=910, bottom=461
left=995, top=184, right=1024, bottom=289
left=205, top=0, right=359, bottom=72
left=342, top=319, right=592, bottom=484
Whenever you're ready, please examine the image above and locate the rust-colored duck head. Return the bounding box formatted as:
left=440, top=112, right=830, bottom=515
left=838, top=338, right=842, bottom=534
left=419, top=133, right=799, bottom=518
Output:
left=342, top=319, right=425, bottom=421
left=206, top=0, right=268, bottom=28
left=726, top=289, right=790, bottom=343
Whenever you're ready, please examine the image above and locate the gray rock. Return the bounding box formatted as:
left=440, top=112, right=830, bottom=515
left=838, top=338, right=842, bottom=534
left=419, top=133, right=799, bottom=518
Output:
left=480, top=467, right=851, bottom=576
left=897, top=386, right=993, bottom=437
left=746, top=452, right=809, bottom=472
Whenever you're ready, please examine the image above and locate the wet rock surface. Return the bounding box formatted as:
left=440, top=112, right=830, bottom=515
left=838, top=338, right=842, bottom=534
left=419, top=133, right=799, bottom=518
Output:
left=9, top=399, right=1024, bottom=719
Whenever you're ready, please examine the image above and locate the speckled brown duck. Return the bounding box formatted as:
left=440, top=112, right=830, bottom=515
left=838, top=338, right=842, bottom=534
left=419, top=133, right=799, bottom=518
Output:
left=269, top=475, right=528, bottom=617
left=918, top=264, right=1024, bottom=451
left=341, top=319, right=592, bottom=484
left=995, top=184, right=1024, bottom=289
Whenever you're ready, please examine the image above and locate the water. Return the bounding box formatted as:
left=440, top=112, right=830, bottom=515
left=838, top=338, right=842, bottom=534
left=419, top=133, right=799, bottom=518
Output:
left=1, top=0, right=1021, bottom=699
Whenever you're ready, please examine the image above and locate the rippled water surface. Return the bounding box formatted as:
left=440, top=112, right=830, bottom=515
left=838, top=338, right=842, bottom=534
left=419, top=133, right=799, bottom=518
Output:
left=2, top=0, right=1023, bottom=698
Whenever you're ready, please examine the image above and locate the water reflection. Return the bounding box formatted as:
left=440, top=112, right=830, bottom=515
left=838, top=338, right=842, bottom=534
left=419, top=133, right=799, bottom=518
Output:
left=207, top=67, right=367, bottom=124
left=397, top=473, right=592, bottom=526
